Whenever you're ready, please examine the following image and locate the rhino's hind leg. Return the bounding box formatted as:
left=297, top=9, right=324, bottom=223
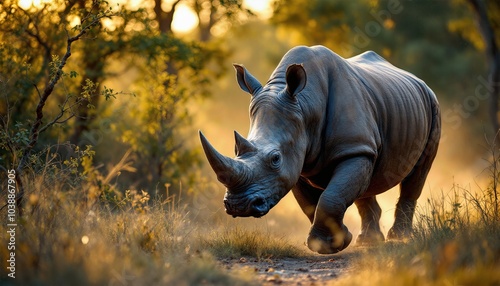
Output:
left=388, top=157, right=434, bottom=240
left=388, top=114, right=440, bottom=240
left=387, top=196, right=417, bottom=240
left=355, top=196, right=385, bottom=245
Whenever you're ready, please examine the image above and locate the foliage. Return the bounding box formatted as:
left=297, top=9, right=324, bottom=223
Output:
left=0, top=0, right=234, bottom=198
left=114, top=44, right=212, bottom=191
left=272, top=0, right=484, bottom=98
left=0, top=0, right=118, bottom=170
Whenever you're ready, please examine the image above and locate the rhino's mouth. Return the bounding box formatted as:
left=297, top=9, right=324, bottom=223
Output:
left=224, top=193, right=277, bottom=218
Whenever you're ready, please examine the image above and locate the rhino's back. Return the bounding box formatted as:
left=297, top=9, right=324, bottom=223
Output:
left=344, top=51, right=438, bottom=195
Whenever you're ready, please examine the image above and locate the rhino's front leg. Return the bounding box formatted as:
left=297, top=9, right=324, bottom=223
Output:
left=292, top=177, right=323, bottom=223
left=307, top=156, right=374, bottom=254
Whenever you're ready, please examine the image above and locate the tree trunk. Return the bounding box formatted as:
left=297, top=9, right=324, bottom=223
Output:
left=154, top=0, right=181, bottom=34
left=492, top=56, right=500, bottom=138
left=467, top=0, right=500, bottom=140
left=194, top=0, right=217, bottom=42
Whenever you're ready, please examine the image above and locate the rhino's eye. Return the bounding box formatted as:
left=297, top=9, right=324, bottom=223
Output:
left=269, top=151, right=282, bottom=169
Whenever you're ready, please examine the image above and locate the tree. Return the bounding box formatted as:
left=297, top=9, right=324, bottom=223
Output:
left=0, top=0, right=118, bottom=213
left=272, top=0, right=370, bottom=56
left=191, top=0, right=251, bottom=42
left=115, top=0, right=251, bottom=192
left=466, top=0, right=500, bottom=136
left=272, top=0, right=480, bottom=91
left=0, top=0, right=247, bottom=212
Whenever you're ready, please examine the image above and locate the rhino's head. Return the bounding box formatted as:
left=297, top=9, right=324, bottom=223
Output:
left=200, top=63, right=308, bottom=218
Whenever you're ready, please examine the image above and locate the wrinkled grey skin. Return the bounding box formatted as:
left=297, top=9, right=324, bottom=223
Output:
left=199, top=45, right=441, bottom=254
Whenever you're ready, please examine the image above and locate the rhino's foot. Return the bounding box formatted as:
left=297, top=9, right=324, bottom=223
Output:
left=355, top=230, right=385, bottom=246
left=387, top=226, right=412, bottom=241
left=307, top=226, right=352, bottom=254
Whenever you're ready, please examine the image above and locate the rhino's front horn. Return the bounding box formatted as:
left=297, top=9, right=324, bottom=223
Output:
left=199, top=131, right=246, bottom=187
left=234, top=131, right=256, bottom=156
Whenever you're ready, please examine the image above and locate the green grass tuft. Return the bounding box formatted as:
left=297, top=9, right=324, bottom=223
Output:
left=202, top=226, right=304, bottom=259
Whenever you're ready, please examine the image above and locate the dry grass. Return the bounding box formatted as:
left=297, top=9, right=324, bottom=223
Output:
left=3, top=215, right=254, bottom=286
left=0, top=168, right=258, bottom=285
left=335, top=182, right=500, bottom=286
left=0, top=150, right=302, bottom=285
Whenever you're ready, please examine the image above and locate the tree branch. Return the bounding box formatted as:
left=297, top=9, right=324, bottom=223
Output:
left=17, top=12, right=113, bottom=172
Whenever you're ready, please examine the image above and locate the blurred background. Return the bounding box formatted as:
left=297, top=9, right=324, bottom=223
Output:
left=1, top=0, right=499, bottom=244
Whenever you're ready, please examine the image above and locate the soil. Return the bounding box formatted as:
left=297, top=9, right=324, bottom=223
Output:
left=220, top=250, right=360, bottom=285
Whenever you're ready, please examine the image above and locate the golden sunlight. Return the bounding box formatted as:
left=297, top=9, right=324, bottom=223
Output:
left=243, top=0, right=273, bottom=19
left=81, top=235, right=90, bottom=245
left=171, top=3, right=199, bottom=34
left=18, top=0, right=51, bottom=9
left=17, top=0, right=30, bottom=9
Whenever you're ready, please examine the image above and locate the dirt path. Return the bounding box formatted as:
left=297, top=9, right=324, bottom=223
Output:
left=220, top=250, right=359, bottom=285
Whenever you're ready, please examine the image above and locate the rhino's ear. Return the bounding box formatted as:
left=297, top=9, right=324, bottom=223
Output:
left=285, top=64, right=307, bottom=98
left=233, top=64, right=262, bottom=96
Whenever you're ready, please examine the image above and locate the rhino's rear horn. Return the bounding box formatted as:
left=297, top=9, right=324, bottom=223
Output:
left=199, top=131, right=245, bottom=187
left=234, top=131, right=257, bottom=156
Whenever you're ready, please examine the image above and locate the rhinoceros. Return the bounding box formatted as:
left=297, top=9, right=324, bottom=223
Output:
left=199, top=45, right=440, bottom=254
